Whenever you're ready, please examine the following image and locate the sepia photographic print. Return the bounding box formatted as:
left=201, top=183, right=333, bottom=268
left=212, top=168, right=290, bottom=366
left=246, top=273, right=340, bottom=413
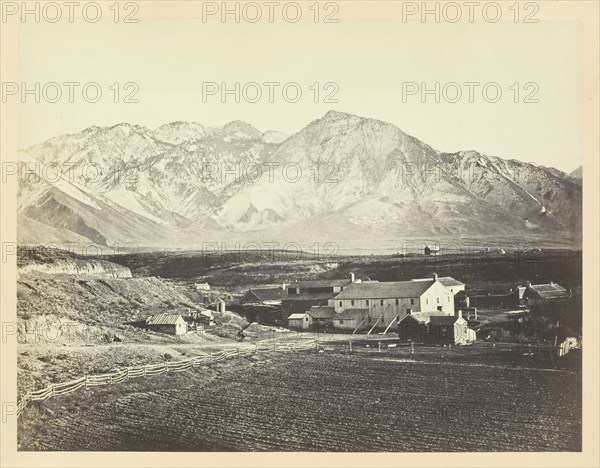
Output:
left=1, top=1, right=599, bottom=467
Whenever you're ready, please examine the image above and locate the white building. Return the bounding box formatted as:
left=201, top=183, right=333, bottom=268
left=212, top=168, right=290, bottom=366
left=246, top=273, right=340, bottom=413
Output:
left=411, top=274, right=465, bottom=295
left=329, top=274, right=458, bottom=329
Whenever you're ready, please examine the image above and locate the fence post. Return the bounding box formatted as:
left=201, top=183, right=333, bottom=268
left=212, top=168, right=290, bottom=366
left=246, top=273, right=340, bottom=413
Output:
left=126, top=368, right=130, bottom=380
left=51, top=384, right=56, bottom=398
left=84, top=375, right=88, bottom=390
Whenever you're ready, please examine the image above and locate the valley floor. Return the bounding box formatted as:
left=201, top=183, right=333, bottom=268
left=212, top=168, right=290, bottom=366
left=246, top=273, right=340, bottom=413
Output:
left=18, top=343, right=581, bottom=452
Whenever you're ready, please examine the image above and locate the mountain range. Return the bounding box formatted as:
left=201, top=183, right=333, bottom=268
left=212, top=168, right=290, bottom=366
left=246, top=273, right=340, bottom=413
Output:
left=17, top=111, right=582, bottom=252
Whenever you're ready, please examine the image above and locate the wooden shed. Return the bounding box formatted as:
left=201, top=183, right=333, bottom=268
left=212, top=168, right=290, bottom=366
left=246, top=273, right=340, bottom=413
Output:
left=146, top=313, right=188, bottom=335
left=427, top=315, right=470, bottom=345
left=288, top=312, right=312, bottom=330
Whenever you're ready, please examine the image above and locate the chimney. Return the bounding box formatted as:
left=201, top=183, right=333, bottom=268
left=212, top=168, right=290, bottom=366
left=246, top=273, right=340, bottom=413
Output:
left=350, top=272, right=355, bottom=283
left=432, top=273, right=438, bottom=281
left=407, top=308, right=412, bottom=315
left=217, top=300, right=226, bottom=313
left=282, top=283, right=287, bottom=290
left=457, top=310, right=463, bottom=319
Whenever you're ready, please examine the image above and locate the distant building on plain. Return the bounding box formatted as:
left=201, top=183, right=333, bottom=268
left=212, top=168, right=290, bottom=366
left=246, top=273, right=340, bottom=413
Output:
left=424, top=245, right=439, bottom=256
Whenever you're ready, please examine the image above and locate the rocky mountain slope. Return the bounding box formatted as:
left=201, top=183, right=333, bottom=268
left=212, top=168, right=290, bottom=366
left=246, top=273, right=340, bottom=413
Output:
left=570, top=166, right=582, bottom=179
left=17, top=111, right=582, bottom=250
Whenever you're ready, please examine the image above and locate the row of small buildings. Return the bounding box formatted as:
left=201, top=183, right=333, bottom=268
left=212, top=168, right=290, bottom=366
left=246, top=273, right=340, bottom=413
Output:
left=241, top=273, right=569, bottom=344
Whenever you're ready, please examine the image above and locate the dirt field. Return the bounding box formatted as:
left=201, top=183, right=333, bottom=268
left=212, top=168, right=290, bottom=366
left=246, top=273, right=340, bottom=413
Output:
left=18, top=347, right=581, bottom=452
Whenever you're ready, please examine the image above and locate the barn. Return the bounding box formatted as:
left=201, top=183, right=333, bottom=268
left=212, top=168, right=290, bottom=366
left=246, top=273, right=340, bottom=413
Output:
left=282, top=275, right=355, bottom=314
left=240, top=286, right=288, bottom=305
left=397, top=311, right=441, bottom=343
left=525, top=282, right=569, bottom=301
left=331, top=275, right=456, bottom=330
left=398, top=311, right=474, bottom=345
left=146, top=313, right=188, bottom=335
left=308, top=306, right=336, bottom=329
left=427, top=314, right=471, bottom=345
left=332, top=309, right=369, bottom=331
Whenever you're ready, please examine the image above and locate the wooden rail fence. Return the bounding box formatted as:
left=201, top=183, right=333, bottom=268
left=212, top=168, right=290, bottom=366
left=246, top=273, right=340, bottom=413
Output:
left=17, top=340, right=317, bottom=418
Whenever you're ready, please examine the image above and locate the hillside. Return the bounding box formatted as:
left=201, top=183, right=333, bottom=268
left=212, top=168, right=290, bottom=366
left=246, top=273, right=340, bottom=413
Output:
left=17, top=111, right=582, bottom=250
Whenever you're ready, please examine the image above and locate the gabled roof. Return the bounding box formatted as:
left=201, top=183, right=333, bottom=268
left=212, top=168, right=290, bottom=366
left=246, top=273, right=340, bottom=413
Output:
left=242, top=287, right=287, bottom=302
left=146, top=313, right=184, bottom=325
left=411, top=277, right=464, bottom=287
left=288, top=279, right=352, bottom=289
left=401, top=311, right=446, bottom=324
left=288, top=313, right=310, bottom=320
left=528, top=283, right=568, bottom=299
left=283, top=292, right=338, bottom=301
left=333, top=308, right=369, bottom=320
left=334, top=281, right=433, bottom=300
left=308, top=306, right=336, bottom=319
left=429, top=315, right=464, bottom=326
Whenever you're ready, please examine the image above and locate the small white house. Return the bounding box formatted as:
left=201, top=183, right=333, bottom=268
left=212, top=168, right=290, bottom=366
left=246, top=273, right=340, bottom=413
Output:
left=288, top=313, right=312, bottom=330
left=195, top=282, right=211, bottom=291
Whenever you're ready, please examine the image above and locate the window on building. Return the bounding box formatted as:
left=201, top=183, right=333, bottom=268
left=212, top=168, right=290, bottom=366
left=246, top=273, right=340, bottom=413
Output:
left=339, top=301, right=342, bottom=307
left=426, top=299, right=429, bottom=305
left=380, top=300, right=384, bottom=306
left=395, top=299, right=399, bottom=305
left=351, top=300, right=355, bottom=306
left=305, top=317, right=308, bottom=321
left=437, top=298, right=440, bottom=304
left=366, top=300, right=369, bottom=305
left=448, top=296, right=450, bottom=302
left=411, top=299, right=415, bottom=305
left=339, top=320, right=344, bottom=325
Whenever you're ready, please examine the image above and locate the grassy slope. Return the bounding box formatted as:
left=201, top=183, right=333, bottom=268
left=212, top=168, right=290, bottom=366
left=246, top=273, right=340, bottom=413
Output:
left=16, top=247, right=285, bottom=395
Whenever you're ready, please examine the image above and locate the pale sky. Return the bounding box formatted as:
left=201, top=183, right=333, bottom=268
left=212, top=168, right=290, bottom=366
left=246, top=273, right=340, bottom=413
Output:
left=17, top=18, right=582, bottom=173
